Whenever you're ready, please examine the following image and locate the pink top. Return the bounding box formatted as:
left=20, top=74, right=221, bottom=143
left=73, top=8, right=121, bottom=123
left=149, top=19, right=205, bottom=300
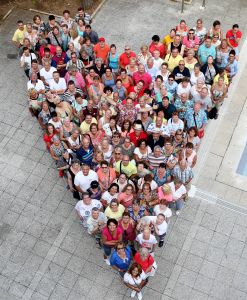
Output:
left=65, top=72, right=85, bottom=90
left=132, top=71, right=152, bottom=90
left=158, top=186, right=173, bottom=202
left=118, top=193, right=134, bottom=208
left=102, top=226, right=122, bottom=241
left=183, top=36, right=200, bottom=49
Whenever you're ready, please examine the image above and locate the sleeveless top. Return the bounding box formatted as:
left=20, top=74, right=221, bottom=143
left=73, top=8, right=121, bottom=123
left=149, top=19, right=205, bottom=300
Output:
left=102, top=74, right=115, bottom=88
left=119, top=220, right=136, bottom=242
left=109, top=52, right=119, bottom=70
left=171, top=42, right=182, bottom=53
left=182, top=150, right=196, bottom=167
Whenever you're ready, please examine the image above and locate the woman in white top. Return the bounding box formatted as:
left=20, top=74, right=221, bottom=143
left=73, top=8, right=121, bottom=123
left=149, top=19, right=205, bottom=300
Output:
left=103, top=116, right=121, bottom=138
left=156, top=62, right=170, bottom=84
left=97, top=138, right=113, bottom=163
left=168, top=180, right=187, bottom=215
left=184, top=127, right=200, bottom=151
left=154, top=199, right=172, bottom=222
left=180, top=142, right=197, bottom=168
left=124, top=263, right=147, bottom=300
left=98, top=107, right=112, bottom=130
left=190, top=63, right=205, bottom=86
left=176, top=78, right=191, bottom=97
left=101, top=183, right=119, bottom=208
left=67, top=128, right=81, bottom=151
left=113, top=173, right=135, bottom=193
left=167, top=111, right=184, bottom=137
left=134, top=139, right=152, bottom=163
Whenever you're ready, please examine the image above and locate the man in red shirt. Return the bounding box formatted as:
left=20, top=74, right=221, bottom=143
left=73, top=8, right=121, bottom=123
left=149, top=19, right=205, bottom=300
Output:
left=226, top=24, right=242, bottom=58
left=132, top=64, right=152, bottom=90
left=129, top=123, right=147, bottom=147
left=149, top=35, right=166, bottom=58
left=93, top=37, right=110, bottom=64
left=119, top=45, right=136, bottom=68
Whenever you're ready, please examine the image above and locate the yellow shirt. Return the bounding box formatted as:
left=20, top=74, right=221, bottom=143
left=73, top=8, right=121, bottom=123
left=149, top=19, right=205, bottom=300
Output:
left=164, top=54, right=183, bottom=72
left=115, top=161, right=137, bottom=178
left=163, top=35, right=173, bottom=47
left=213, top=74, right=229, bottom=86
left=185, top=61, right=197, bottom=73
left=12, top=26, right=27, bottom=45
left=105, top=204, right=125, bottom=221
left=80, top=118, right=97, bottom=134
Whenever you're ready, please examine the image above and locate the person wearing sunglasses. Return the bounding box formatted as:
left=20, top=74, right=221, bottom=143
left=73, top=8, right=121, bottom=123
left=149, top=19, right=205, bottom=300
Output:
left=172, top=60, right=190, bottom=84
left=119, top=45, right=137, bottom=69
left=110, top=241, right=132, bottom=277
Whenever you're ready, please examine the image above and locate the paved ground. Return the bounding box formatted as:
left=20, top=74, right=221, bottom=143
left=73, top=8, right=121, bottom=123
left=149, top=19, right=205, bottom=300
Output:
left=1, top=1, right=247, bottom=299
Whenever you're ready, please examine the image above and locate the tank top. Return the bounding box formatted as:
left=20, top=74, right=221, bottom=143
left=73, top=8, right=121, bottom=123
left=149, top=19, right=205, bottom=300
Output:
left=182, top=150, right=196, bottom=167
left=119, top=220, right=136, bottom=242
left=109, top=52, right=119, bottom=70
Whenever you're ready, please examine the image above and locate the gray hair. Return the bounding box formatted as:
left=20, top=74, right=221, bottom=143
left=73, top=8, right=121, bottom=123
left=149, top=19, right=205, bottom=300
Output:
left=139, top=247, right=149, bottom=259
left=95, top=57, right=103, bottom=64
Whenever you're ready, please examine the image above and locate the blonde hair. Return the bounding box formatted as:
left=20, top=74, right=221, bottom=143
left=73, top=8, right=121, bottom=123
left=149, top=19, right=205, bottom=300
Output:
left=162, top=184, right=172, bottom=194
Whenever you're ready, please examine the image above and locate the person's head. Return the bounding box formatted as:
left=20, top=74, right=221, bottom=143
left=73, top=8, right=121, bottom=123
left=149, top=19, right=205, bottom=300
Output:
left=128, top=263, right=143, bottom=277
left=100, top=160, right=109, bottom=173
left=52, top=26, right=60, bottom=36
left=142, top=182, right=151, bottom=193
left=185, top=141, right=194, bottom=153
left=46, top=123, right=55, bottom=135
left=174, top=34, right=181, bottom=44
left=82, top=136, right=90, bottom=149
left=124, top=45, right=131, bottom=55
left=121, top=119, right=132, bottom=132
left=140, top=44, right=148, bottom=54
left=91, top=207, right=100, bottom=219
left=112, top=131, right=121, bottom=142
left=123, top=183, right=134, bottom=195
left=155, top=75, right=164, bottom=86
left=162, top=183, right=172, bottom=195
left=81, top=163, right=90, bottom=176
left=137, top=139, right=147, bottom=150
left=160, top=62, right=169, bottom=73
left=77, top=6, right=85, bottom=16
left=129, top=57, right=137, bottom=67
left=71, top=127, right=80, bottom=139
left=61, top=23, right=69, bottom=34
left=114, top=147, right=122, bottom=160
left=81, top=192, right=91, bottom=205
left=200, top=87, right=208, bottom=98
left=188, top=28, right=195, bottom=39
left=29, top=72, right=37, bottom=82
left=205, top=36, right=212, bottom=48
left=108, top=183, right=119, bottom=195
left=107, top=217, right=118, bottom=230
left=187, top=49, right=195, bottom=59
left=174, top=178, right=183, bottom=189
left=167, top=74, right=175, bottom=85
left=172, top=111, right=179, bottom=122
left=170, top=28, right=176, bottom=38
left=194, top=102, right=201, bottom=114
left=26, top=22, right=33, bottom=33
left=132, top=199, right=140, bottom=211
left=33, top=15, right=41, bottom=25
left=71, top=158, right=81, bottom=171
left=178, top=60, right=185, bottom=70
left=17, top=20, right=24, bottom=30
left=180, top=93, right=188, bottom=103
left=126, top=97, right=134, bottom=109
left=48, top=14, right=56, bottom=25
left=98, top=37, right=105, bottom=47
left=143, top=227, right=151, bottom=240
left=188, top=126, right=198, bottom=137
left=229, top=49, right=236, bottom=61
left=136, top=80, right=144, bottom=91
left=157, top=162, right=166, bottom=174
left=153, top=145, right=162, bottom=157
left=118, top=172, right=127, bottom=184
left=115, top=241, right=125, bottom=253
left=213, top=20, right=221, bottom=30
left=109, top=200, right=119, bottom=213
left=196, top=18, right=203, bottom=28
left=152, top=34, right=160, bottom=44
left=139, top=247, right=149, bottom=260
left=138, top=64, right=145, bottom=74
left=122, top=154, right=130, bottom=167
left=85, top=24, right=92, bottom=34
left=175, top=129, right=183, bottom=140
left=193, top=63, right=201, bottom=74
left=122, top=212, right=131, bottom=224
left=164, top=137, right=173, bottom=149
left=85, top=114, right=93, bottom=124
left=147, top=57, right=154, bottom=68
left=160, top=198, right=168, bottom=207
left=23, top=46, right=30, bottom=56
left=207, top=55, right=214, bottom=65
left=156, top=213, right=166, bottom=225
left=153, top=50, right=161, bottom=59
left=144, top=174, right=152, bottom=183
left=179, top=159, right=187, bottom=170
left=232, top=24, right=239, bottom=34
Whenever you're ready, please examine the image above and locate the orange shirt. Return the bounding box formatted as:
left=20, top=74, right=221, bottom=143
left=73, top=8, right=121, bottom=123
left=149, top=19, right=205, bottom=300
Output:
left=93, top=43, right=110, bottom=63
left=97, top=167, right=116, bottom=191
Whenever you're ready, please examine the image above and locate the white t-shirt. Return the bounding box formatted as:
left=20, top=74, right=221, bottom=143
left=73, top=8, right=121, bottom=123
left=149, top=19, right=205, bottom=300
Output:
left=167, top=118, right=184, bottom=135
left=87, top=212, right=107, bottom=234
left=136, top=233, right=157, bottom=251
left=40, top=67, right=57, bottom=84
left=48, top=119, right=62, bottom=130
left=101, top=191, right=119, bottom=204
left=27, top=79, right=45, bottom=92
left=141, top=216, right=168, bottom=236
left=75, top=199, right=102, bottom=226
left=153, top=205, right=172, bottom=219
left=74, top=170, right=98, bottom=191
left=124, top=271, right=146, bottom=285
left=153, top=58, right=164, bottom=70
left=168, top=182, right=187, bottom=200
left=49, top=78, right=67, bottom=92
left=134, top=146, right=152, bottom=160
left=20, top=53, right=37, bottom=69
left=137, top=178, right=158, bottom=191
left=176, top=83, right=191, bottom=96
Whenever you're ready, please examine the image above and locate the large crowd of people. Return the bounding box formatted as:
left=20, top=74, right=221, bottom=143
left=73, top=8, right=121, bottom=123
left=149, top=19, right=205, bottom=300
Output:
left=12, top=7, right=241, bottom=299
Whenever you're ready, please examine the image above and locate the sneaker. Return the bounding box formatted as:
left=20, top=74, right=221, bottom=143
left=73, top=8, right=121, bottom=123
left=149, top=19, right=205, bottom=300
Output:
left=104, top=258, right=110, bottom=266
left=131, top=290, right=136, bottom=298
left=137, top=291, right=143, bottom=300
left=158, top=241, right=164, bottom=247
left=176, top=210, right=180, bottom=216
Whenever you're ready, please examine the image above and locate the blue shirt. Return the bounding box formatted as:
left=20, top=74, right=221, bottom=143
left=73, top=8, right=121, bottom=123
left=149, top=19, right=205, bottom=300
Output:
left=110, top=246, right=132, bottom=271
left=198, top=44, right=216, bottom=65
left=185, top=108, right=208, bottom=129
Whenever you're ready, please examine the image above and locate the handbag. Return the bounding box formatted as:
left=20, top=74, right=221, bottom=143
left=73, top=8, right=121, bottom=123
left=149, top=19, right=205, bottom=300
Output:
left=193, top=113, right=204, bottom=139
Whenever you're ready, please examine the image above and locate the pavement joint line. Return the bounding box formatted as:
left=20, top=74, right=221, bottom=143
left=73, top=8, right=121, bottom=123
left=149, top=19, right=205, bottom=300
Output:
left=21, top=209, right=75, bottom=300
left=193, top=37, right=247, bottom=184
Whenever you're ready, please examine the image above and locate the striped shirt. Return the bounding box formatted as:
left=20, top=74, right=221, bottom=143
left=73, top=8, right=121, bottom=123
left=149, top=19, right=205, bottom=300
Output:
left=148, top=154, right=166, bottom=169
left=172, top=165, right=193, bottom=184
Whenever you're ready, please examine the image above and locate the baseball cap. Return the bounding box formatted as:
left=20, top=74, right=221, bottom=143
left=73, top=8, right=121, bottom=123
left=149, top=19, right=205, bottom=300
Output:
left=99, top=37, right=105, bottom=42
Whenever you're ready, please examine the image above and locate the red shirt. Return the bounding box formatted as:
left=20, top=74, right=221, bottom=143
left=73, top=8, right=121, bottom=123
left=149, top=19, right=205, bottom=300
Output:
left=93, top=43, right=110, bottom=63
left=102, top=227, right=122, bottom=241
left=129, top=131, right=148, bottom=147
left=226, top=29, right=242, bottom=48
left=134, top=252, right=154, bottom=272
left=149, top=42, right=166, bottom=58
left=127, top=85, right=144, bottom=100
left=119, top=51, right=136, bottom=68
left=132, top=71, right=152, bottom=90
